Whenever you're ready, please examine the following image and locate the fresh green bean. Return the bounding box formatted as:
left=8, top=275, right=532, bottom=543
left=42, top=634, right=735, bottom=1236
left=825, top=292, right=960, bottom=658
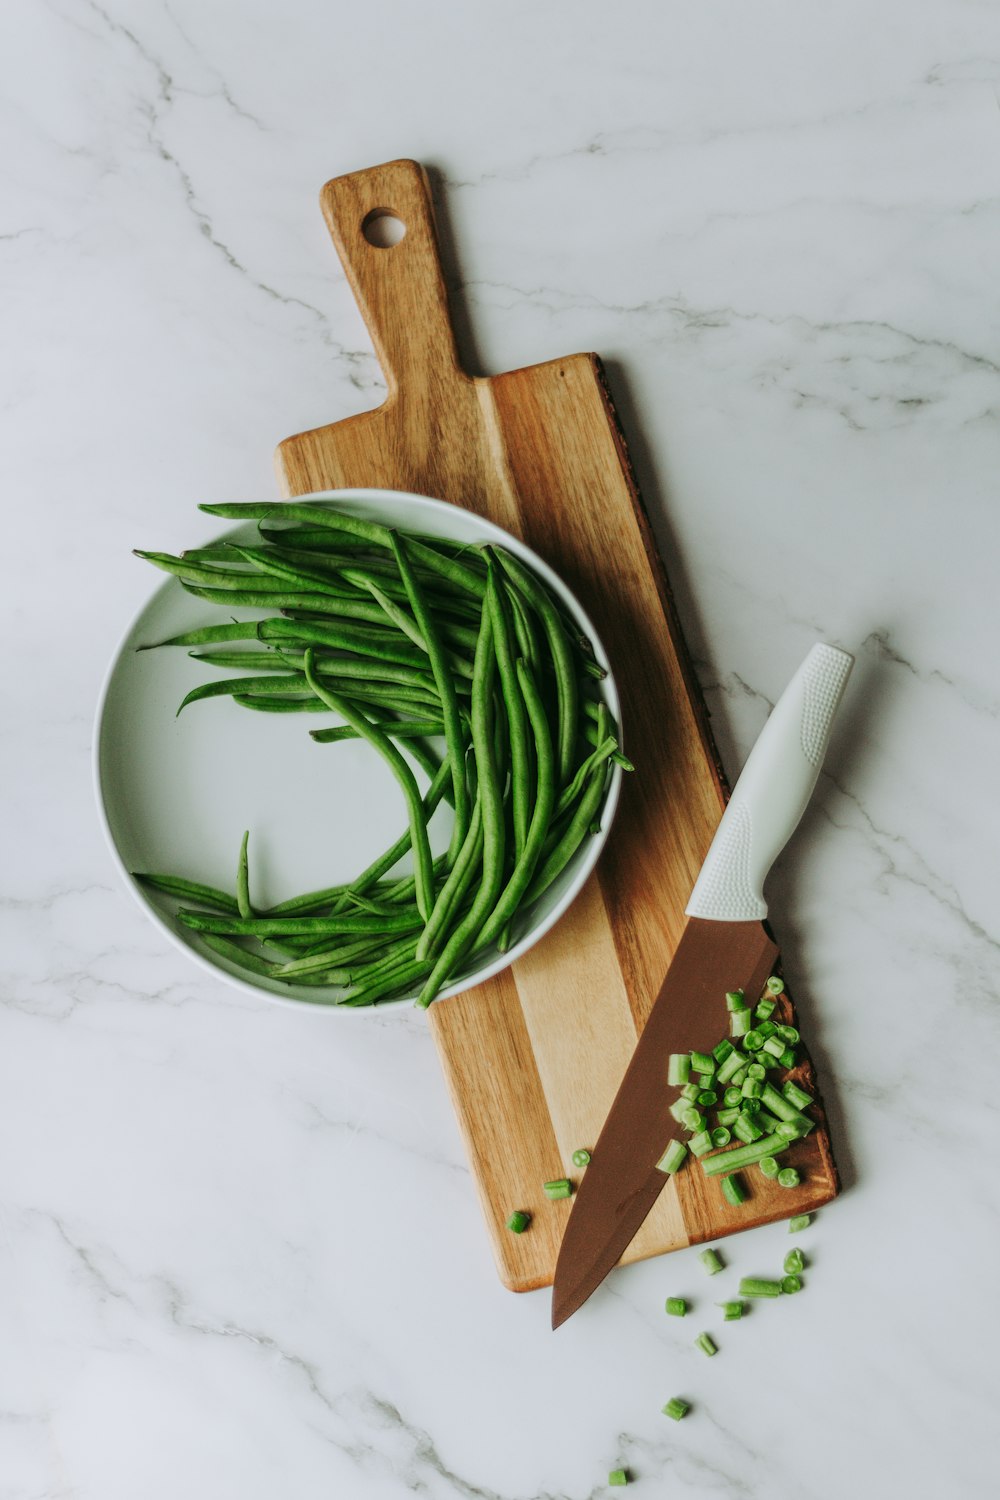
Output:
left=486, top=562, right=531, bottom=860
left=416, top=604, right=505, bottom=1007
left=472, top=655, right=556, bottom=955
left=177, top=908, right=423, bottom=937
left=523, top=755, right=610, bottom=905
left=134, top=551, right=298, bottom=593
left=303, top=649, right=435, bottom=922
left=182, top=584, right=391, bottom=620
left=417, top=792, right=484, bottom=960
left=310, top=719, right=446, bottom=744
left=226, top=544, right=360, bottom=598
left=236, top=831, right=252, bottom=919
left=390, top=530, right=471, bottom=859
left=189, top=649, right=452, bottom=697
left=198, top=933, right=282, bottom=978
left=133, top=872, right=239, bottom=913
left=495, top=549, right=579, bottom=785
left=555, top=736, right=618, bottom=817
left=275, top=933, right=415, bottom=979
left=342, top=956, right=435, bottom=1007
left=258, top=616, right=446, bottom=672
left=139, top=621, right=262, bottom=651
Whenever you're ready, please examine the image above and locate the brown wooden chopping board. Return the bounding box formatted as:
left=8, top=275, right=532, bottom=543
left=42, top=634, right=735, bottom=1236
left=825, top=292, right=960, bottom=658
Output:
left=275, top=159, right=839, bottom=1290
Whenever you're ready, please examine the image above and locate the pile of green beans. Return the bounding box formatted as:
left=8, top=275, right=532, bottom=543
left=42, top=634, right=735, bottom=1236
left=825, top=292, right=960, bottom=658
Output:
left=132, top=500, right=630, bottom=1007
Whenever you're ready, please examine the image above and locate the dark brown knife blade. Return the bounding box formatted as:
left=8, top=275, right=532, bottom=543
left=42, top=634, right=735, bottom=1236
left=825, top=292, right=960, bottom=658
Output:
left=551, top=916, right=777, bottom=1329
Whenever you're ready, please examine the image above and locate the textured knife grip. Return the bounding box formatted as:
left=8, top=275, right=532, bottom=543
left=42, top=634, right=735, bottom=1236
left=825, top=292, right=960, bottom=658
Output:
left=686, top=644, right=854, bottom=922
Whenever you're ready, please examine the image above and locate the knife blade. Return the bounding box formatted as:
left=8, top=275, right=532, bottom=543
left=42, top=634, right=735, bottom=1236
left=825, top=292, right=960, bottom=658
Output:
left=551, top=642, right=853, bottom=1329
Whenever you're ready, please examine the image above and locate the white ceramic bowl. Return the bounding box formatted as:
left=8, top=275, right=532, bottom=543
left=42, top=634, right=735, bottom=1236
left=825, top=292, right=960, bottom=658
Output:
left=94, top=489, right=623, bottom=1008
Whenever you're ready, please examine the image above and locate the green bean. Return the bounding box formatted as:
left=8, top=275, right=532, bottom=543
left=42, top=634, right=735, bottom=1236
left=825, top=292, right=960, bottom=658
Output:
left=417, top=791, right=484, bottom=960
left=182, top=584, right=390, bottom=619
left=474, top=656, right=556, bottom=955
left=390, top=531, right=471, bottom=862
left=258, top=616, right=437, bottom=671
left=138, top=621, right=262, bottom=651
left=236, top=831, right=252, bottom=919
left=303, top=649, right=436, bottom=922
left=198, top=933, right=283, bottom=978
left=200, top=500, right=394, bottom=546
left=556, top=736, right=618, bottom=817
left=226, top=544, right=361, bottom=599
left=134, top=551, right=299, bottom=592
left=257, top=526, right=377, bottom=551
left=190, top=649, right=451, bottom=697
left=177, top=908, right=422, bottom=937
left=342, top=950, right=434, bottom=1007
left=505, top=577, right=543, bottom=678
left=133, top=872, right=239, bottom=913
left=523, top=756, right=610, bottom=905
left=275, top=933, right=414, bottom=979
left=486, top=562, right=532, bottom=860
left=310, top=719, right=445, bottom=744
left=495, top=550, right=579, bottom=786
left=415, top=604, right=505, bottom=1007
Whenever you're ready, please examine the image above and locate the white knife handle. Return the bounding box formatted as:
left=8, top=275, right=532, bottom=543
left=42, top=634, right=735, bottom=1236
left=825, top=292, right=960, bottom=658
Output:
left=685, top=643, right=854, bottom=922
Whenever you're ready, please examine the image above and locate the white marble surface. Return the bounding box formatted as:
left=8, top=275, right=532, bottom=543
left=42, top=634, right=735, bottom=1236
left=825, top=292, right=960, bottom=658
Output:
left=3, top=1, right=999, bottom=1494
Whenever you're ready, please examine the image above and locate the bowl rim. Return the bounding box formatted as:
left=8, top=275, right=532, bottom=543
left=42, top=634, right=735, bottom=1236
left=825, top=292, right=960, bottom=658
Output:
left=93, top=486, right=623, bottom=1011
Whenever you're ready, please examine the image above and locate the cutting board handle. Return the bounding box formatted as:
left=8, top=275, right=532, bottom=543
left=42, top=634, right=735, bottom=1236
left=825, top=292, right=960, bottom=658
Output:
left=320, top=159, right=468, bottom=402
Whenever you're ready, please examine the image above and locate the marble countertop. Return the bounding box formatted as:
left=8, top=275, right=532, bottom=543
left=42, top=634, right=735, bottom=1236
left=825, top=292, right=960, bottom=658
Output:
left=4, top=2, right=998, bottom=1495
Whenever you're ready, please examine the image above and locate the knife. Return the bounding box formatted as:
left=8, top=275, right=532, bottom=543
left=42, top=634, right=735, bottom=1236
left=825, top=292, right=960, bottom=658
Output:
left=551, top=642, right=854, bottom=1328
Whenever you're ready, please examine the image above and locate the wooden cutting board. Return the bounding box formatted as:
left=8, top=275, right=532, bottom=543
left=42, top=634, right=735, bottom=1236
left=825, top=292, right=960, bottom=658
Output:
left=276, top=159, right=839, bottom=1290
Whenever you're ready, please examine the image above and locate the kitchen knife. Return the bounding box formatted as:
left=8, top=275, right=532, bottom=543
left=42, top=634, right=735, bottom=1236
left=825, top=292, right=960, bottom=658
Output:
left=551, top=642, right=853, bottom=1328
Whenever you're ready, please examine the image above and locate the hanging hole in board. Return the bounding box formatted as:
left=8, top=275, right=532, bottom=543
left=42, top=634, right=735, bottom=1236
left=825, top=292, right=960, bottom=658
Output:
left=362, top=210, right=407, bottom=249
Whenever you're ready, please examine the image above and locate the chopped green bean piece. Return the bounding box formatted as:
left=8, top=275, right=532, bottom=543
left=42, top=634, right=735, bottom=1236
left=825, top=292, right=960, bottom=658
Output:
left=782, top=1275, right=804, bottom=1294
left=755, top=997, right=777, bottom=1020
left=697, top=1089, right=718, bottom=1107
left=741, top=1097, right=762, bottom=1117
left=712, top=1039, right=735, bottom=1064
left=681, top=1106, right=705, bottom=1132
left=716, top=1049, right=745, bottom=1085
left=742, top=1030, right=763, bottom=1051
left=700, top=1132, right=789, bottom=1177
left=665, top=1297, right=688, bottom=1317
left=543, top=1178, right=573, bottom=1200
left=782, top=1080, right=814, bottom=1111
left=669, top=1098, right=692, bottom=1124
left=778, top=1046, right=797, bottom=1069
left=758, top=1156, right=780, bottom=1179
left=696, top=1332, right=718, bottom=1357
left=690, top=1051, right=715, bottom=1076
left=572, top=1149, right=591, bottom=1168
left=725, top=989, right=747, bottom=1012
left=777, top=1167, right=801, bottom=1189
left=765, top=976, right=784, bottom=995
left=699, top=1247, right=724, bottom=1276
left=784, top=1248, right=805, bottom=1275
left=757, top=1020, right=778, bottom=1039
left=733, top=1113, right=763, bottom=1144
left=609, top=1470, right=629, bottom=1487
left=662, top=1398, right=690, bottom=1421
left=778, top=1024, right=800, bottom=1044
left=739, top=1276, right=783, bottom=1298
left=668, top=1052, right=692, bottom=1086
left=721, top=1172, right=746, bottom=1205
left=789, top=1214, right=812, bottom=1233
left=723, top=1086, right=742, bottom=1107
left=716, top=1106, right=740, bottom=1126
left=718, top=1300, right=744, bottom=1320
left=689, top=1130, right=714, bottom=1158
left=762, top=1036, right=786, bottom=1059
left=741, top=1076, right=764, bottom=1100
left=506, top=1211, right=530, bottom=1234
left=681, top=1082, right=700, bottom=1102
left=711, top=1127, right=732, bottom=1149
left=730, top=1009, right=751, bottom=1038
left=655, top=1139, right=688, bottom=1175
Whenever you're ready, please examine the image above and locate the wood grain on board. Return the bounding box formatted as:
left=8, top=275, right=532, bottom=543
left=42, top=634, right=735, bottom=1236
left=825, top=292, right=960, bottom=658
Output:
left=276, top=159, right=838, bottom=1289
